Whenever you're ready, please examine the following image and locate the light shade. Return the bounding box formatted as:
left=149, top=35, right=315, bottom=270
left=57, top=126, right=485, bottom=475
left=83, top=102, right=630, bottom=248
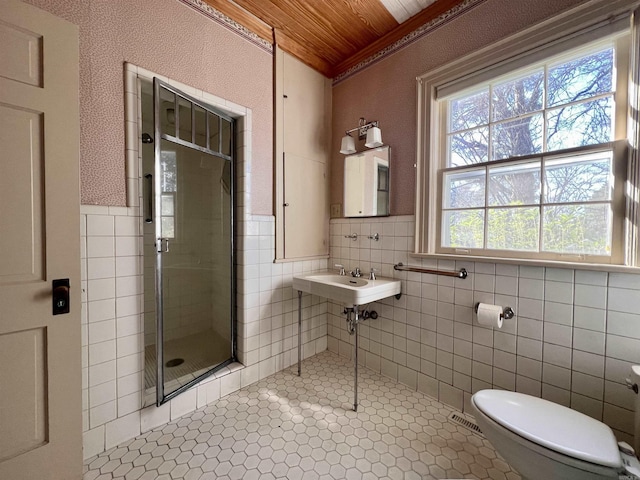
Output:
left=340, top=135, right=356, bottom=154
left=365, top=126, right=383, bottom=148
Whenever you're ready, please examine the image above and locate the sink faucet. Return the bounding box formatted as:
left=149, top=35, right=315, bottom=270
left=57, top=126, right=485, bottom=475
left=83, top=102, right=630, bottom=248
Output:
left=335, top=264, right=346, bottom=276
left=351, top=267, right=362, bottom=277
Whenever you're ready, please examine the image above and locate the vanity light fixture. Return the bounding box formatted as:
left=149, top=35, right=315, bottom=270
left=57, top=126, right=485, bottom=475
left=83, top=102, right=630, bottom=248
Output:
left=365, top=125, right=383, bottom=148
left=340, top=117, right=382, bottom=154
left=340, top=134, right=356, bottom=154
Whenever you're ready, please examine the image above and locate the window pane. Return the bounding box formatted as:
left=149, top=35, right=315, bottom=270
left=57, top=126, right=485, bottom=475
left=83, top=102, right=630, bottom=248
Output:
left=449, top=127, right=489, bottom=166
left=443, top=169, right=485, bottom=208
left=208, top=112, right=220, bottom=153
left=178, top=97, right=192, bottom=142
left=221, top=119, right=232, bottom=157
left=160, top=151, right=177, bottom=192
left=546, top=97, right=613, bottom=151
left=161, top=217, right=175, bottom=239
left=194, top=105, right=207, bottom=148
left=449, top=89, right=489, bottom=132
left=492, top=70, right=544, bottom=122
left=491, top=114, right=543, bottom=160
left=442, top=209, right=484, bottom=248
left=161, top=194, right=174, bottom=216
left=489, top=161, right=540, bottom=206
left=547, top=47, right=614, bottom=107
left=543, top=204, right=611, bottom=255
left=159, top=87, right=176, bottom=137
left=544, top=151, right=612, bottom=203
left=487, top=207, right=540, bottom=251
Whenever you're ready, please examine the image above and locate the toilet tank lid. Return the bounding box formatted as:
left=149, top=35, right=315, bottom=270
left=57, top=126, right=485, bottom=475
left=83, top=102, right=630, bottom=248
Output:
left=473, top=390, right=622, bottom=468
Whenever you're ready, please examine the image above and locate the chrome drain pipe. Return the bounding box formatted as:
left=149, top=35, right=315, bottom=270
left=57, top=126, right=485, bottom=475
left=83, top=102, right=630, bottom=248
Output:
left=345, top=307, right=359, bottom=411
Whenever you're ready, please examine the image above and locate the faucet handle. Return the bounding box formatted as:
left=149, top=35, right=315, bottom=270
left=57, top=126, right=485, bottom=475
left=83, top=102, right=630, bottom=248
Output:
left=334, top=264, right=346, bottom=276
left=369, top=268, right=378, bottom=280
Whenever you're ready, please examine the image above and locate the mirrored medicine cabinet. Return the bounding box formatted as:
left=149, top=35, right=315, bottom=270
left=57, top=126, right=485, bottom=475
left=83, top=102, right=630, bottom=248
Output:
left=343, top=145, right=390, bottom=217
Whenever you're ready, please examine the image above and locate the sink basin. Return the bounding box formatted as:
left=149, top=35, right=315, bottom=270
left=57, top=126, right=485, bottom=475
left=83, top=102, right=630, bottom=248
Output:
left=293, top=271, right=401, bottom=306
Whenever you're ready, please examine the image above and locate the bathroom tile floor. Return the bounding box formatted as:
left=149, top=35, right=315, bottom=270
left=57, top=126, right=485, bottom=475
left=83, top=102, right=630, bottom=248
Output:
left=83, top=351, right=520, bottom=480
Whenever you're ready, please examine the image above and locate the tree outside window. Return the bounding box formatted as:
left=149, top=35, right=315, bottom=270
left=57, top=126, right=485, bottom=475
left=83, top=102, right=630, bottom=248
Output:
left=441, top=44, right=616, bottom=257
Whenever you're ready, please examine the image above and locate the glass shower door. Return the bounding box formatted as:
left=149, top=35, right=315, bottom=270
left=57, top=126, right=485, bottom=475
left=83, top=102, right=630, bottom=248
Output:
left=153, top=79, right=234, bottom=405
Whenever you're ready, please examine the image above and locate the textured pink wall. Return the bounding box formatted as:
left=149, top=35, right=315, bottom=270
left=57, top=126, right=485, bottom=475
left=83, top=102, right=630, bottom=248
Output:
left=331, top=0, right=587, bottom=216
left=25, top=0, right=273, bottom=212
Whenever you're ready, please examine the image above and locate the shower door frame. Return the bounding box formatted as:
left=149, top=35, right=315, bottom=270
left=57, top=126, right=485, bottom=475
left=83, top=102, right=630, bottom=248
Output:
left=153, top=78, right=236, bottom=406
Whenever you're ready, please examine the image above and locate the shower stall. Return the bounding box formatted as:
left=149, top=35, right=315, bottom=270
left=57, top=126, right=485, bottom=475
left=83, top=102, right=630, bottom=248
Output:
left=141, top=78, right=235, bottom=406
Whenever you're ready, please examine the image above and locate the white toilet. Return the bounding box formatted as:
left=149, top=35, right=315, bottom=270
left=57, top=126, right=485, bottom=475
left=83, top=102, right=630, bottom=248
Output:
left=470, top=366, right=640, bottom=480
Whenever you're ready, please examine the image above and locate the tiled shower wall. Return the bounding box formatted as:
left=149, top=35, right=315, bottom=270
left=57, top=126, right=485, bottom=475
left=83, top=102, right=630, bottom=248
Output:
left=79, top=65, right=328, bottom=459
left=328, top=215, right=639, bottom=445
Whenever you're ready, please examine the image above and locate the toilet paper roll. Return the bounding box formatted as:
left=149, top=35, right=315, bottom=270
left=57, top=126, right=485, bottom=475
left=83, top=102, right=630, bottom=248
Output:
left=476, top=303, right=503, bottom=328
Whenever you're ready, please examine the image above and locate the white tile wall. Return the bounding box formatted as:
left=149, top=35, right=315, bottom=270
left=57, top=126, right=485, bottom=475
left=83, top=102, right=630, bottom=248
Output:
left=81, top=206, right=143, bottom=455
left=328, top=215, right=639, bottom=446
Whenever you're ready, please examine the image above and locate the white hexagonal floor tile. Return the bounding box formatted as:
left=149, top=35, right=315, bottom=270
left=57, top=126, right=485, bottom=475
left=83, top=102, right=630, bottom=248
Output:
left=83, top=351, right=520, bottom=480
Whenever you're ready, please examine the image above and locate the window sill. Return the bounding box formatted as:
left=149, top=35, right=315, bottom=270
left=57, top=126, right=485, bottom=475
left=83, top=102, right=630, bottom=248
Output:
left=409, top=251, right=640, bottom=273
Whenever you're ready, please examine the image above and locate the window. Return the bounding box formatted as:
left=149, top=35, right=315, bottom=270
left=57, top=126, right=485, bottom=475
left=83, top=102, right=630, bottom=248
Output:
left=441, top=41, right=624, bottom=262
left=416, top=5, right=640, bottom=267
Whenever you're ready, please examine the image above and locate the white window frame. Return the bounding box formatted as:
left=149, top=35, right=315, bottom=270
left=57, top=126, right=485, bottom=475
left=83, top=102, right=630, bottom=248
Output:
left=415, top=0, right=640, bottom=270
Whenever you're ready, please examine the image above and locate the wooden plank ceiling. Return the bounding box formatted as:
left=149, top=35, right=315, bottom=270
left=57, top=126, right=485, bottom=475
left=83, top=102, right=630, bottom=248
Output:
left=203, top=0, right=467, bottom=77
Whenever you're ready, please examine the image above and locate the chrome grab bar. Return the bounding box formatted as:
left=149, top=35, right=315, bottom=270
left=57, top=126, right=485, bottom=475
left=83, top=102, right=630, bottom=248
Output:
left=394, top=262, right=467, bottom=279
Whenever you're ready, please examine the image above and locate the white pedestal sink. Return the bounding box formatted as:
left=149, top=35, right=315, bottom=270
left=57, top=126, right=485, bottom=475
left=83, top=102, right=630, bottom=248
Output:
left=292, top=271, right=401, bottom=307
left=293, top=270, right=401, bottom=411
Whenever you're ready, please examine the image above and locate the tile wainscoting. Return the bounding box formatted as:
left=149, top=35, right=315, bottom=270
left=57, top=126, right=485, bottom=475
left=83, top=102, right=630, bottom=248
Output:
left=79, top=205, right=638, bottom=457
left=80, top=208, right=328, bottom=458
left=328, top=215, right=639, bottom=445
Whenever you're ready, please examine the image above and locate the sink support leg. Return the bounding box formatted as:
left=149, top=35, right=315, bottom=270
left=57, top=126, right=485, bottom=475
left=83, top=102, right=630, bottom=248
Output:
left=297, top=290, right=302, bottom=376
left=353, top=306, right=359, bottom=412
left=345, top=306, right=362, bottom=411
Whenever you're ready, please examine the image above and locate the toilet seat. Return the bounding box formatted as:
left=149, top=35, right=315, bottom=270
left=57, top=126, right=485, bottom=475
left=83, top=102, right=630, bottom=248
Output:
left=473, top=390, right=622, bottom=469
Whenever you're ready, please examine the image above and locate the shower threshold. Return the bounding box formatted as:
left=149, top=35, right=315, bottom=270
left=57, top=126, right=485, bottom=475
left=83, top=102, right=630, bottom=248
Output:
left=144, top=329, right=229, bottom=391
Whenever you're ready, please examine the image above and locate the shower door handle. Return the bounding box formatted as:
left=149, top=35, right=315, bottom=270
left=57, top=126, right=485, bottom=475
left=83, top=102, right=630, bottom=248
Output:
left=156, top=238, right=169, bottom=253
left=144, top=174, right=153, bottom=223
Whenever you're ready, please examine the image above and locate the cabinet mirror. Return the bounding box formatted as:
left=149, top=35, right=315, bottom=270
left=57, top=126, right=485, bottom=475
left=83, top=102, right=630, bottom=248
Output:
left=343, top=146, right=390, bottom=217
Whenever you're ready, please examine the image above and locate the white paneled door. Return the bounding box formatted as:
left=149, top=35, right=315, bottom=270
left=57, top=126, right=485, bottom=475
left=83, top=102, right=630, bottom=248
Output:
left=0, top=1, right=82, bottom=479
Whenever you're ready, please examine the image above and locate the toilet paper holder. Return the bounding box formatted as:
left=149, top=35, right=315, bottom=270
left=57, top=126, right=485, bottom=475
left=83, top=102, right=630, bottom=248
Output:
left=475, top=303, right=515, bottom=320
